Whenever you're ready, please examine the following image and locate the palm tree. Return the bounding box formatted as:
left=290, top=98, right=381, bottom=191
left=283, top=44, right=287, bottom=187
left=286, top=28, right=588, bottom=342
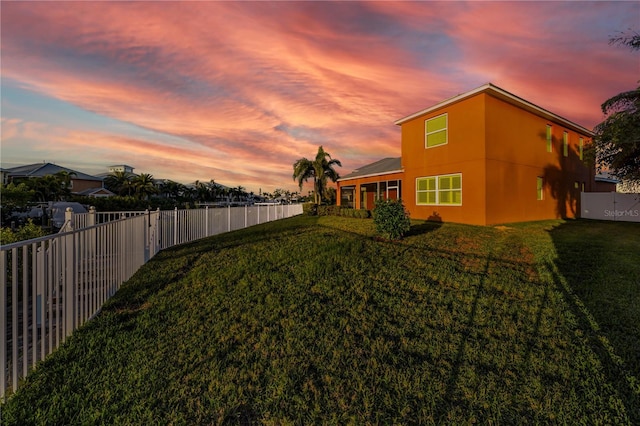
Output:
left=132, top=173, right=158, bottom=200
left=104, top=171, right=134, bottom=196
left=54, top=170, right=76, bottom=199
left=158, top=180, right=183, bottom=200
left=231, top=185, right=246, bottom=203
left=293, top=145, right=342, bottom=205
left=194, top=180, right=210, bottom=203
left=27, top=175, right=66, bottom=201
left=207, top=180, right=219, bottom=202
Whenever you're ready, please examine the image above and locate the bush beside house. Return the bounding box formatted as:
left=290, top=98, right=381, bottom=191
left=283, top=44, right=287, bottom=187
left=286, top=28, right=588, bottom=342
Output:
left=373, top=199, right=411, bottom=240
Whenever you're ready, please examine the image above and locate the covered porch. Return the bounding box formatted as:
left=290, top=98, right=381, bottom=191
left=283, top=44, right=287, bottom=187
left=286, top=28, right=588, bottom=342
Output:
left=336, top=157, right=404, bottom=211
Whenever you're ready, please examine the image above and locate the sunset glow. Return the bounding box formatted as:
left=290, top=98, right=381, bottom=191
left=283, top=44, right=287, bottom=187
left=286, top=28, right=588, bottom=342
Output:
left=1, top=1, right=638, bottom=193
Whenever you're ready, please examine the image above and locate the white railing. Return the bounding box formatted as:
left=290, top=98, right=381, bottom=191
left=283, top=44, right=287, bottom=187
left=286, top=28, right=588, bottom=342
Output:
left=0, top=204, right=302, bottom=399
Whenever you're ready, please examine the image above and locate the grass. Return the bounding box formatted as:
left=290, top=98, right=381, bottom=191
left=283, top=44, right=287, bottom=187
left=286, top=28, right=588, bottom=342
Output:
left=1, top=216, right=639, bottom=424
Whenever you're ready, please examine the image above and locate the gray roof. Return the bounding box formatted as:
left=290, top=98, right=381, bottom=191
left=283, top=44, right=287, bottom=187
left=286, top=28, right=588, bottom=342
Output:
left=75, top=187, right=115, bottom=196
left=338, top=157, right=402, bottom=181
left=5, top=163, right=103, bottom=181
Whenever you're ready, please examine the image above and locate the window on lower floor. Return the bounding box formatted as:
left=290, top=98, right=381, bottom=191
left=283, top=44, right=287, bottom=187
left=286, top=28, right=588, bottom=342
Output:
left=340, top=186, right=355, bottom=208
left=537, top=177, right=544, bottom=200
left=416, top=173, right=462, bottom=205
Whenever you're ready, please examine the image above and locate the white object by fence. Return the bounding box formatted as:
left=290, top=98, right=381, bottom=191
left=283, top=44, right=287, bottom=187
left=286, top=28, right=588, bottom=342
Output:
left=581, top=192, right=640, bottom=222
left=0, top=204, right=302, bottom=399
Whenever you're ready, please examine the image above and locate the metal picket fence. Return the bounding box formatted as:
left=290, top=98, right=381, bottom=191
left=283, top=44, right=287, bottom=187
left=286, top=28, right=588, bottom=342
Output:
left=0, top=204, right=302, bottom=399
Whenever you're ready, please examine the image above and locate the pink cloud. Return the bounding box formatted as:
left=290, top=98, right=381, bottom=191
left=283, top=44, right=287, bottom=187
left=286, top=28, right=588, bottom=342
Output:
left=2, top=1, right=637, bottom=192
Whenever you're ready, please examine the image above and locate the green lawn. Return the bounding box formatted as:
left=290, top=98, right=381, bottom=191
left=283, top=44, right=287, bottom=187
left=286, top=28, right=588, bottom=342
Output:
left=2, top=216, right=639, bottom=424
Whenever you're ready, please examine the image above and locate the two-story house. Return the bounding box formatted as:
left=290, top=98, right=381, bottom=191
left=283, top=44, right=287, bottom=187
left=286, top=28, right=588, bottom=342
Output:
left=337, top=83, right=601, bottom=225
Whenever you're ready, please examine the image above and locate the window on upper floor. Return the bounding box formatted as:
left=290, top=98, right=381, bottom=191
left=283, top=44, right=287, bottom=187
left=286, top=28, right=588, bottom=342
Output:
left=579, top=137, right=584, bottom=160
left=417, top=173, right=462, bottom=205
left=563, top=132, right=569, bottom=157
left=546, top=125, right=553, bottom=153
left=425, top=114, right=447, bottom=148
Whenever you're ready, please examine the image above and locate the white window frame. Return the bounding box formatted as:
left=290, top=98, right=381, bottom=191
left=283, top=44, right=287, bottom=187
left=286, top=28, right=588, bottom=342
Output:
left=416, top=173, right=462, bottom=206
left=425, top=113, right=448, bottom=149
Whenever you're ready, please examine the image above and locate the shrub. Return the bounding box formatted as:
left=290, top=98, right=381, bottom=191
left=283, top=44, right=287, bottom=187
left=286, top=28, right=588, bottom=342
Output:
left=302, top=203, right=317, bottom=216
left=373, top=199, right=411, bottom=240
left=1, top=219, right=48, bottom=245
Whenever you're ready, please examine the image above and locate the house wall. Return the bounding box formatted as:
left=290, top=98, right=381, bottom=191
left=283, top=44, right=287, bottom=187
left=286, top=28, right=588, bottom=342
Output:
left=399, top=92, right=594, bottom=225
left=400, top=94, right=487, bottom=225
left=71, top=179, right=104, bottom=193
left=483, top=95, right=593, bottom=224
left=594, top=181, right=617, bottom=192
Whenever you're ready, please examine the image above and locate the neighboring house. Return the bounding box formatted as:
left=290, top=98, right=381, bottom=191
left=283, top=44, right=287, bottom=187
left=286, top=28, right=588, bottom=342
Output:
left=74, top=187, right=115, bottom=198
left=0, top=168, right=8, bottom=185
left=108, top=164, right=135, bottom=174
left=593, top=172, right=619, bottom=192
left=4, top=162, right=109, bottom=197
left=337, top=83, right=600, bottom=226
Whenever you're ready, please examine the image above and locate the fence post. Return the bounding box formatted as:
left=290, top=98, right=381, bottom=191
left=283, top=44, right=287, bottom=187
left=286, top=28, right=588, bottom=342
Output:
left=144, top=209, right=150, bottom=263
left=64, top=232, right=76, bottom=339
left=155, top=208, right=161, bottom=253
left=228, top=206, right=231, bottom=232
left=174, top=207, right=178, bottom=246
left=65, top=207, right=74, bottom=231
left=88, top=206, right=96, bottom=227
left=205, top=206, right=209, bottom=237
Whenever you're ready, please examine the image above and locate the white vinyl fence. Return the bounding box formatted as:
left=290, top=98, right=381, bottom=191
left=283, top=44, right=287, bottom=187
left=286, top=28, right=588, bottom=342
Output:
left=0, top=204, right=302, bottom=399
left=581, top=192, right=640, bottom=222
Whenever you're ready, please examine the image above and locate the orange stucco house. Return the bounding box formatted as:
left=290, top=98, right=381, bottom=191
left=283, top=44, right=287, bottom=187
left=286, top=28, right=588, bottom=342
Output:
left=337, top=83, right=600, bottom=226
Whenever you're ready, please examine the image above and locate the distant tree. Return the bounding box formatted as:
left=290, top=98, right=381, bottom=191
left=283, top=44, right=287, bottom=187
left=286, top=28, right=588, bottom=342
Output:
left=231, top=186, right=246, bottom=202
left=159, top=180, right=186, bottom=200
left=104, top=171, right=134, bottom=196
left=1, top=182, right=35, bottom=208
left=25, top=175, right=67, bottom=201
left=54, top=170, right=76, bottom=199
left=591, top=30, right=640, bottom=183
left=293, top=146, right=342, bottom=205
left=0, top=182, right=36, bottom=224
left=132, top=173, right=158, bottom=200
left=207, top=180, right=220, bottom=201
left=273, top=188, right=284, bottom=199
left=194, top=180, right=210, bottom=202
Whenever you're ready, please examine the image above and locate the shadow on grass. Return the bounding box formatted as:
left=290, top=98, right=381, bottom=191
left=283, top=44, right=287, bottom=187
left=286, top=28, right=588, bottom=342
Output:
left=439, top=250, right=491, bottom=415
left=406, top=220, right=443, bottom=237
left=106, top=217, right=320, bottom=313
left=548, top=220, right=640, bottom=422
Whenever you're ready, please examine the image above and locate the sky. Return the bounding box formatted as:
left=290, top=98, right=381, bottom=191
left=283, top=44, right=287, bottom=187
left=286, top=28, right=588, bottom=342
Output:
left=1, top=1, right=638, bottom=194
